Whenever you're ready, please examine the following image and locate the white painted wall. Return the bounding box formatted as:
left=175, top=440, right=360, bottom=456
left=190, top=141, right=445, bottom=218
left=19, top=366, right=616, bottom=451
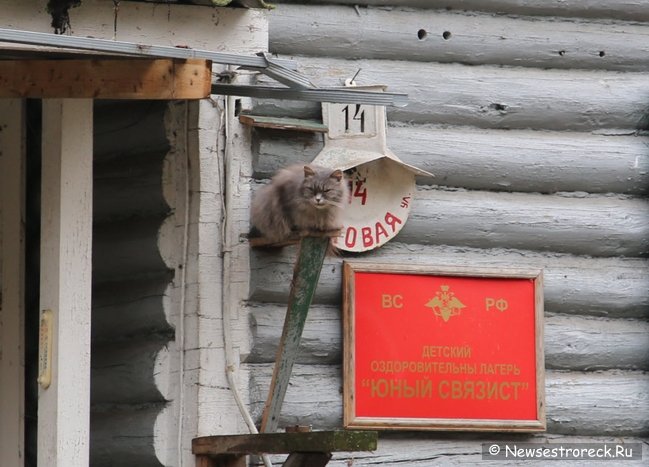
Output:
left=38, top=98, right=93, bottom=467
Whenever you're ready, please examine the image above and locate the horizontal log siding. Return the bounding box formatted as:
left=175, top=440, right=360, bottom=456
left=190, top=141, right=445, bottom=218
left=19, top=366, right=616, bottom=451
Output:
left=327, top=435, right=649, bottom=466
left=253, top=58, right=649, bottom=131
left=254, top=127, right=649, bottom=195
left=91, top=101, right=173, bottom=466
left=270, top=5, right=649, bottom=71
left=248, top=364, right=649, bottom=436
left=274, top=0, right=649, bottom=22
left=244, top=2, right=649, bottom=462
left=250, top=243, right=649, bottom=318
left=402, top=189, right=649, bottom=257
left=246, top=304, right=649, bottom=371
left=248, top=181, right=649, bottom=257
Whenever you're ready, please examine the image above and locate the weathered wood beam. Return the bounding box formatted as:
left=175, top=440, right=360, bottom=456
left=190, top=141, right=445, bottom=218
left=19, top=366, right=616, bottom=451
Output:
left=253, top=57, right=649, bottom=131
left=247, top=184, right=649, bottom=258
left=271, top=4, right=649, bottom=71
left=94, top=100, right=169, bottom=159
left=94, top=150, right=169, bottom=222
left=0, top=59, right=211, bottom=99
left=250, top=243, right=649, bottom=318
left=38, top=98, right=93, bottom=467
left=272, top=0, right=649, bottom=22
left=253, top=127, right=649, bottom=195
left=246, top=304, right=649, bottom=371
left=91, top=339, right=170, bottom=404
left=398, top=189, right=649, bottom=257
left=240, top=114, right=328, bottom=133
left=92, top=277, right=172, bottom=343
left=93, top=217, right=172, bottom=283
left=260, top=236, right=330, bottom=433
left=249, top=365, right=649, bottom=436
left=0, top=98, right=25, bottom=467
left=192, top=430, right=377, bottom=455
left=0, top=0, right=268, bottom=55
left=90, top=403, right=168, bottom=467
left=325, top=434, right=649, bottom=466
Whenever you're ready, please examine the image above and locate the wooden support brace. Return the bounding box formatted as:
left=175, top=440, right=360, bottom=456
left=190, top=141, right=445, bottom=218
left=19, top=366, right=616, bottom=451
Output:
left=192, top=430, right=378, bottom=456
left=0, top=59, right=211, bottom=99
left=239, top=114, right=329, bottom=133
left=260, top=236, right=330, bottom=433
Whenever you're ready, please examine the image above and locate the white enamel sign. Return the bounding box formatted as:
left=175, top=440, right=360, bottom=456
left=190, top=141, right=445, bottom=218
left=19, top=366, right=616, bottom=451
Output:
left=334, top=158, right=415, bottom=252
left=312, top=86, right=431, bottom=252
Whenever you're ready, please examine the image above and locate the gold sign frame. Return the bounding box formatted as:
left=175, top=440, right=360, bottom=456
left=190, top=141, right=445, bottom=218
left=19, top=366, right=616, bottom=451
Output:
left=342, top=261, right=546, bottom=432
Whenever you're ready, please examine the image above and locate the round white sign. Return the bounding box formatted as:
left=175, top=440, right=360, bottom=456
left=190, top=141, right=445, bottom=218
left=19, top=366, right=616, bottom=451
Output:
left=333, top=158, right=415, bottom=252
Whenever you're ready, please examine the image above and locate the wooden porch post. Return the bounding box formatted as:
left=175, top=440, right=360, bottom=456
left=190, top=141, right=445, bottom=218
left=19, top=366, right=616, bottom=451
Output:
left=38, top=99, right=93, bottom=467
left=0, top=98, right=26, bottom=467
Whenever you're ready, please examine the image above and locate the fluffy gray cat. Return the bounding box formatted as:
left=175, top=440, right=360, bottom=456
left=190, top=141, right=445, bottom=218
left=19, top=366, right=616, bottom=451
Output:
left=251, top=164, right=349, bottom=243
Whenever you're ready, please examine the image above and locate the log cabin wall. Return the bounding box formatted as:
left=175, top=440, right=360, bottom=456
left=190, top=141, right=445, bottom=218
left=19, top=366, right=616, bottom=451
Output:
left=244, top=1, right=649, bottom=464
left=91, top=100, right=176, bottom=467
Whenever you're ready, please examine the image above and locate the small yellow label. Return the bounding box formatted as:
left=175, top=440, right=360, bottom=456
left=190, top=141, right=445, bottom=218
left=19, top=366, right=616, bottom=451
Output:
left=38, top=309, right=54, bottom=389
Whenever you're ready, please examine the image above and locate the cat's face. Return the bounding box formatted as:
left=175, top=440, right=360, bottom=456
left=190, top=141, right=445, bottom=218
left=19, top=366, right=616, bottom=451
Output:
left=301, top=166, right=346, bottom=210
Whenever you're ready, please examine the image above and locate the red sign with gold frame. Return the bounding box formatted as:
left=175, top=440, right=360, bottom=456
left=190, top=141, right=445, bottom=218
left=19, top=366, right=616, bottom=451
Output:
left=342, top=262, right=545, bottom=432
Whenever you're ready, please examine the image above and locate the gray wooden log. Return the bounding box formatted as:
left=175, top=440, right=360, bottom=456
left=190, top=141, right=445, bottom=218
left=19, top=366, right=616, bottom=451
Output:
left=90, top=403, right=165, bottom=467
left=323, top=434, right=649, bottom=466
left=246, top=304, right=649, bottom=371
left=248, top=364, right=649, bottom=436
left=247, top=184, right=649, bottom=257
left=274, top=0, right=649, bottom=22
left=94, top=100, right=169, bottom=160
left=271, top=5, right=649, bottom=71
left=400, top=188, right=649, bottom=257
left=91, top=338, right=169, bottom=404
left=93, top=217, right=172, bottom=283
left=92, top=276, right=173, bottom=343
left=250, top=243, right=649, bottom=318
left=254, top=127, right=649, bottom=195
left=253, top=57, right=649, bottom=131
left=544, top=315, right=649, bottom=371
left=94, top=150, right=170, bottom=222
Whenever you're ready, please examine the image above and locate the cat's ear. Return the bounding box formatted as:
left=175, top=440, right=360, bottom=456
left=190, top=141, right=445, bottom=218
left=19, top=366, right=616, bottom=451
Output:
left=330, top=169, right=344, bottom=182
left=303, top=165, right=316, bottom=178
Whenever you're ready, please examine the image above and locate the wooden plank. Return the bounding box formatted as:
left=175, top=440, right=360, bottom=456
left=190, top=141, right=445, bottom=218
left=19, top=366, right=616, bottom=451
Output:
left=250, top=243, right=649, bottom=318
left=249, top=365, right=649, bottom=436
left=271, top=4, right=649, bottom=71
left=0, top=59, right=211, bottom=99
left=239, top=114, right=328, bottom=133
left=0, top=98, right=25, bottom=467
left=192, top=430, right=378, bottom=455
left=38, top=99, right=93, bottom=466
left=253, top=57, right=649, bottom=131
left=254, top=127, right=649, bottom=195
left=260, top=236, right=331, bottom=433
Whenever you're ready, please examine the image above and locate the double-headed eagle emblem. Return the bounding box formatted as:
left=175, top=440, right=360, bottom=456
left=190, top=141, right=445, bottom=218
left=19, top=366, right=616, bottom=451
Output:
left=425, top=285, right=466, bottom=322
